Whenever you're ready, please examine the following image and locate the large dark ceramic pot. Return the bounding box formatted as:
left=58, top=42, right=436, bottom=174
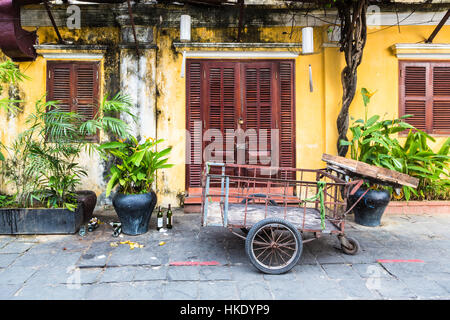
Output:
left=75, top=190, right=97, bottom=222
left=112, top=191, right=157, bottom=235
left=348, top=188, right=391, bottom=227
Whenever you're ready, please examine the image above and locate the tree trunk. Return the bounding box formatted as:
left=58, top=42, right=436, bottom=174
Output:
left=336, top=0, right=368, bottom=157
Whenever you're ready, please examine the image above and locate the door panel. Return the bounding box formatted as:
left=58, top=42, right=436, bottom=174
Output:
left=186, top=59, right=295, bottom=189
left=242, top=62, right=277, bottom=179
left=279, top=61, right=296, bottom=179
left=186, top=61, right=203, bottom=188
left=205, top=61, right=238, bottom=182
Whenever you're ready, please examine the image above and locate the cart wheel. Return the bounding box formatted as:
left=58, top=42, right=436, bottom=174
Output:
left=245, top=218, right=302, bottom=275
left=240, top=195, right=277, bottom=235
left=341, top=237, right=360, bottom=255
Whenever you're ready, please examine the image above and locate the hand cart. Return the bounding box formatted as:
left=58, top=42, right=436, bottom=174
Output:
left=200, top=161, right=369, bottom=275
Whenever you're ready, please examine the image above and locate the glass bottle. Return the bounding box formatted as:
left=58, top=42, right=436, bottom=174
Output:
left=157, top=206, right=163, bottom=231
left=166, top=204, right=173, bottom=229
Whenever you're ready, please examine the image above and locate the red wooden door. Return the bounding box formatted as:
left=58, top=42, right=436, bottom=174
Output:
left=186, top=59, right=295, bottom=190
left=241, top=61, right=278, bottom=179
left=204, top=61, right=239, bottom=180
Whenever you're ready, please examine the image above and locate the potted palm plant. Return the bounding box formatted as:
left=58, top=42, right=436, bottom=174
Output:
left=0, top=60, right=137, bottom=233
left=0, top=99, right=86, bottom=233
left=99, top=137, right=173, bottom=235
left=77, top=92, right=135, bottom=221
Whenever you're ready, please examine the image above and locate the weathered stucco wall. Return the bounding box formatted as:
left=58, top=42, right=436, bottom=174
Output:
left=0, top=27, right=120, bottom=199
left=1, top=5, right=450, bottom=208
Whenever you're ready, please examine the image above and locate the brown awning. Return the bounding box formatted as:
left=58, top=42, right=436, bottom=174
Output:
left=0, top=0, right=41, bottom=61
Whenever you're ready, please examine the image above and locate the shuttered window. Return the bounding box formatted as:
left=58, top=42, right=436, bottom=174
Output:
left=186, top=61, right=203, bottom=188
left=186, top=59, right=296, bottom=188
left=399, top=61, right=450, bottom=134
left=47, top=61, right=100, bottom=140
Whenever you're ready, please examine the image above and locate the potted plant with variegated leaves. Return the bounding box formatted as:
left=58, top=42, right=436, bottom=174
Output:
left=99, top=136, right=173, bottom=235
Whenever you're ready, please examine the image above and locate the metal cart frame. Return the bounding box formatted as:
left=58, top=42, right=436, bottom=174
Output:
left=200, top=162, right=367, bottom=274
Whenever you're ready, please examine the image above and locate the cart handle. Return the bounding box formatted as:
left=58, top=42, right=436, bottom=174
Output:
left=343, top=188, right=370, bottom=216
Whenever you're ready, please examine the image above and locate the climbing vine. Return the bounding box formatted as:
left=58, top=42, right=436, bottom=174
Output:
left=335, top=0, right=369, bottom=156
left=284, top=0, right=370, bottom=156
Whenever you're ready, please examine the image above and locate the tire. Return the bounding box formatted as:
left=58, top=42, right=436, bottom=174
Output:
left=245, top=218, right=302, bottom=274
left=341, top=237, right=360, bottom=255
left=240, top=194, right=277, bottom=235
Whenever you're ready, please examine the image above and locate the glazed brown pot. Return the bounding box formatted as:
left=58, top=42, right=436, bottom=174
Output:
left=75, top=190, right=97, bottom=222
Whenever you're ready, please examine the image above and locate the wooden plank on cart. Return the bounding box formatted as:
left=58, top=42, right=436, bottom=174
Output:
left=322, top=153, right=419, bottom=188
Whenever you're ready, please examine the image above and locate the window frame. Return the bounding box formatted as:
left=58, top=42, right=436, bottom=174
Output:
left=46, top=60, right=101, bottom=142
left=399, top=60, right=450, bottom=136
left=185, top=59, right=296, bottom=189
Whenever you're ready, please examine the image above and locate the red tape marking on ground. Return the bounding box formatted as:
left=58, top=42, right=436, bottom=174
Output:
left=377, top=259, right=424, bottom=263
left=169, top=261, right=221, bottom=266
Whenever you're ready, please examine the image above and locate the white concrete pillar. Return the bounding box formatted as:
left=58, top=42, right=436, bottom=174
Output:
left=118, top=21, right=157, bottom=141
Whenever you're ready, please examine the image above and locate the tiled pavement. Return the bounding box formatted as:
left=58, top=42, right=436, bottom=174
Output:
left=0, top=208, right=449, bottom=300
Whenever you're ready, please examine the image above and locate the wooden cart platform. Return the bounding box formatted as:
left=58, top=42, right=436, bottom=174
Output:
left=322, top=153, right=419, bottom=188
left=204, top=201, right=339, bottom=233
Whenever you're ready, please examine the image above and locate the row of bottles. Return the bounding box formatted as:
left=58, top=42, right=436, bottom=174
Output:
left=156, top=204, right=173, bottom=230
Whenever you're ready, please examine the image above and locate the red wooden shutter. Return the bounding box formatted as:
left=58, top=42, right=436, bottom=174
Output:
left=400, top=62, right=428, bottom=132
left=432, top=63, right=450, bottom=134
left=186, top=60, right=203, bottom=188
left=279, top=61, right=295, bottom=178
left=186, top=59, right=296, bottom=189
left=205, top=62, right=236, bottom=162
left=74, top=62, right=99, bottom=122
left=243, top=63, right=274, bottom=167
left=47, top=62, right=72, bottom=112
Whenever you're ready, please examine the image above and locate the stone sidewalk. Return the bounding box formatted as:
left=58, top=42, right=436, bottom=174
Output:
left=0, top=209, right=449, bottom=300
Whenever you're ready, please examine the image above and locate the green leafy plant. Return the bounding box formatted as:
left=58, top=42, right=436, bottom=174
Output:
left=0, top=60, right=28, bottom=113
left=99, top=137, right=173, bottom=197
left=341, top=88, right=450, bottom=201
left=0, top=194, right=16, bottom=208
left=0, top=60, right=29, bottom=161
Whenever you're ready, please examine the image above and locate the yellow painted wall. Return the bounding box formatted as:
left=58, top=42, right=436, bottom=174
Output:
left=324, top=26, right=450, bottom=156
left=2, top=23, right=450, bottom=206
left=157, top=24, right=450, bottom=206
